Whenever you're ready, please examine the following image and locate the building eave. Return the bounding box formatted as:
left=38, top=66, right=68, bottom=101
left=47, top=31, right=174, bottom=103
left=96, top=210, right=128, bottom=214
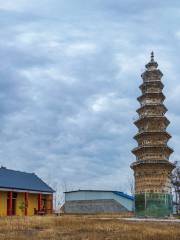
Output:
left=64, top=189, right=134, bottom=201
left=0, top=187, right=55, bottom=194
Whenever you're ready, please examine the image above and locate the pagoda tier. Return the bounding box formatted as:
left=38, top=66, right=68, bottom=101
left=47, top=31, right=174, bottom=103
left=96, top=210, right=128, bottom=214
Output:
left=133, top=163, right=173, bottom=194
left=137, top=92, right=165, bottom=105
left=141, top=69, right=163, bottom=82
left=136, top=104, right=167, bottom=117
left=134, top=131, right=171, bottom=146
left=134, top=116, right=170, bottom=131
left=132, top=145, right=173, bottom=160
left=139, top=81, right=164, bottom=94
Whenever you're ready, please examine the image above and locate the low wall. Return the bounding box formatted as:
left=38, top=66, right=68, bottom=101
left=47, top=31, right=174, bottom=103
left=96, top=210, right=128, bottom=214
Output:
left=63, top=199, right=128, bottom=214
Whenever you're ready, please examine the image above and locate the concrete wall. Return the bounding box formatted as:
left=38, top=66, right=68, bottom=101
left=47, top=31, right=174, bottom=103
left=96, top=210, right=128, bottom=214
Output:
left=65, top=191, right=133, bottom=211
left=63, top=199, right=128, bottom=214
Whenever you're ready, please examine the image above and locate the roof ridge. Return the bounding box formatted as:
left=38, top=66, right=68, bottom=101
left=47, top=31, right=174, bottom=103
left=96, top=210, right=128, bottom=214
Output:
left=64, top=189, right=132, bottom=195
left=0, top=167, right=34, bottom=175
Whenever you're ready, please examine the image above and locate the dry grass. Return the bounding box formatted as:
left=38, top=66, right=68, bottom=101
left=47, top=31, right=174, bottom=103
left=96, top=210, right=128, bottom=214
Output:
left=0, top=214, right=179, bottom=240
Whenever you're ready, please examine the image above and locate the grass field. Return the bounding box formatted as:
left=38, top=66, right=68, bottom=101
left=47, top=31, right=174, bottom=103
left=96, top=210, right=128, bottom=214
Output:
left=0, top=215, right=179, bottom=240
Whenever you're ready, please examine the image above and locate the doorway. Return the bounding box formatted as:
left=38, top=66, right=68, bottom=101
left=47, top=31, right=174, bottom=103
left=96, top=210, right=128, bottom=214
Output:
left=7, top=192, right=17, bottom=215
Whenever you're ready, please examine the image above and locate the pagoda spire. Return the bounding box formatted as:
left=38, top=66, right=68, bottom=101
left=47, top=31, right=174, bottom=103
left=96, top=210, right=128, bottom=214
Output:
left=150, top=51, right=154, bottom=62
left=145, top=52, right=158, bottom=69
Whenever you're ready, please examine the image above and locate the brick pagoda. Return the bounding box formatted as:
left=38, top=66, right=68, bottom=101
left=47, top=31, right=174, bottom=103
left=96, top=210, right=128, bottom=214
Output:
left=131, top=52, right=175, bottom=217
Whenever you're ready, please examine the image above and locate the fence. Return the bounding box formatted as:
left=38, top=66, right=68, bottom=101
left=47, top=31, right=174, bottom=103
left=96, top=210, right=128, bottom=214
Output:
left=135, top=193, right=173, bottom=217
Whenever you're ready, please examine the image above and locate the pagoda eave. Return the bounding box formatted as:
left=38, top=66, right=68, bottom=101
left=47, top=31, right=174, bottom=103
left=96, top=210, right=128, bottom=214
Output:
left=137, top=92, right=165, bottom=102
left=134, top=116, right=170, bottom=127
left=136, top=104, right=167, bottom=115
left=132, top=145, right=174, bottom=155
left=130, top=160, right=175, bottom=170
left=141, top=68, right=163, bottom=80
left=139, top=81, right=164, bottom=91
left=133, top=131, right=172, bottom=140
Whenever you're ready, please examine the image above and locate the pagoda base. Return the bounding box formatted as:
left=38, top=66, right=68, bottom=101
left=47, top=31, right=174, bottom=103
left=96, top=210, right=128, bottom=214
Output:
left=135, top=193, right=173, bottom=217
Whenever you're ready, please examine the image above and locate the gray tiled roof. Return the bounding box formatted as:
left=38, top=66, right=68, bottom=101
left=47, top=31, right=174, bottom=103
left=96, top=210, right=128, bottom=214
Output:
left=0, top=167, right=54, bottom=193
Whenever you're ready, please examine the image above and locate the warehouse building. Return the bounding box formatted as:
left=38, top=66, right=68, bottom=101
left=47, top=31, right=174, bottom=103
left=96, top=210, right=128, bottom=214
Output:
left=62, top=190, right=134, bottom=214
left=0, top=167, right=54, bottom=216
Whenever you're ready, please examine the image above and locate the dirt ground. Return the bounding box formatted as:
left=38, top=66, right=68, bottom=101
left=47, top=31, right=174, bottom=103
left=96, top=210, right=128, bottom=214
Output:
left=0, top=215, right=179, bottom=240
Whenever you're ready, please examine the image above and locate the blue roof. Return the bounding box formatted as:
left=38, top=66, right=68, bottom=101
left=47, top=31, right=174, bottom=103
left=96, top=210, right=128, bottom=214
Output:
left=0, top=167, right=54, bottom=193
left=64, top=189, right=134, bottom=200
left=112, top=191, right=134, bottom=200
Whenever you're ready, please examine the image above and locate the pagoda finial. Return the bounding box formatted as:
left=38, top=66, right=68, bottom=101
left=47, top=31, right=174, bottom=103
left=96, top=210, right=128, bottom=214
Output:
left=151, top=51, right=154, bottom=62
left=145, top=51, right=158, bottom=69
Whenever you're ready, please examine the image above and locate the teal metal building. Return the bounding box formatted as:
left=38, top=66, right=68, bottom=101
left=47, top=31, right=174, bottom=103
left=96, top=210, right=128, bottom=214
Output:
left=63, top=190, right=134, bottom=214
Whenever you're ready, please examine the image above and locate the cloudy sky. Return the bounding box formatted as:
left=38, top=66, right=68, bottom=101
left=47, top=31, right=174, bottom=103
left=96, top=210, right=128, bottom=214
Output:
left=0, top=0, right=180, bottom=196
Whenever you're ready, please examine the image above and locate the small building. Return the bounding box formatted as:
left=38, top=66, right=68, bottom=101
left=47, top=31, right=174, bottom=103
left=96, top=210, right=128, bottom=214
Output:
left=63, top=190, right=134, bottom=214
left=0, top=167, right=54, bottom=216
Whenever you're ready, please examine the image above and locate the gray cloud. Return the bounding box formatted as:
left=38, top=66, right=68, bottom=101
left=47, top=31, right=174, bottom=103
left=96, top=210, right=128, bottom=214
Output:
left=0, top=0, right=179, bottom=198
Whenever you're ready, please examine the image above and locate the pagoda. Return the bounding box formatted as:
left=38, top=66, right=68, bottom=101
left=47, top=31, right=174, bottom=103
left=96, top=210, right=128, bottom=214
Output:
left=131, top=52, right=175, bottom=217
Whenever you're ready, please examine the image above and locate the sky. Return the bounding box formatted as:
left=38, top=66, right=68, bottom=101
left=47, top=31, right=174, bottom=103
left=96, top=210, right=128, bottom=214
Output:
left=0, top=0, right=180, bottom=201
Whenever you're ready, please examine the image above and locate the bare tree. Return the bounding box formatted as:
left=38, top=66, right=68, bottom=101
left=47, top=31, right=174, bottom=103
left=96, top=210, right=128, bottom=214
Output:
left=52, top=179, right=76, bottom=212
left=127, top=175, right=135, bottom=196
left=171, top=161, right=180, bottom=215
